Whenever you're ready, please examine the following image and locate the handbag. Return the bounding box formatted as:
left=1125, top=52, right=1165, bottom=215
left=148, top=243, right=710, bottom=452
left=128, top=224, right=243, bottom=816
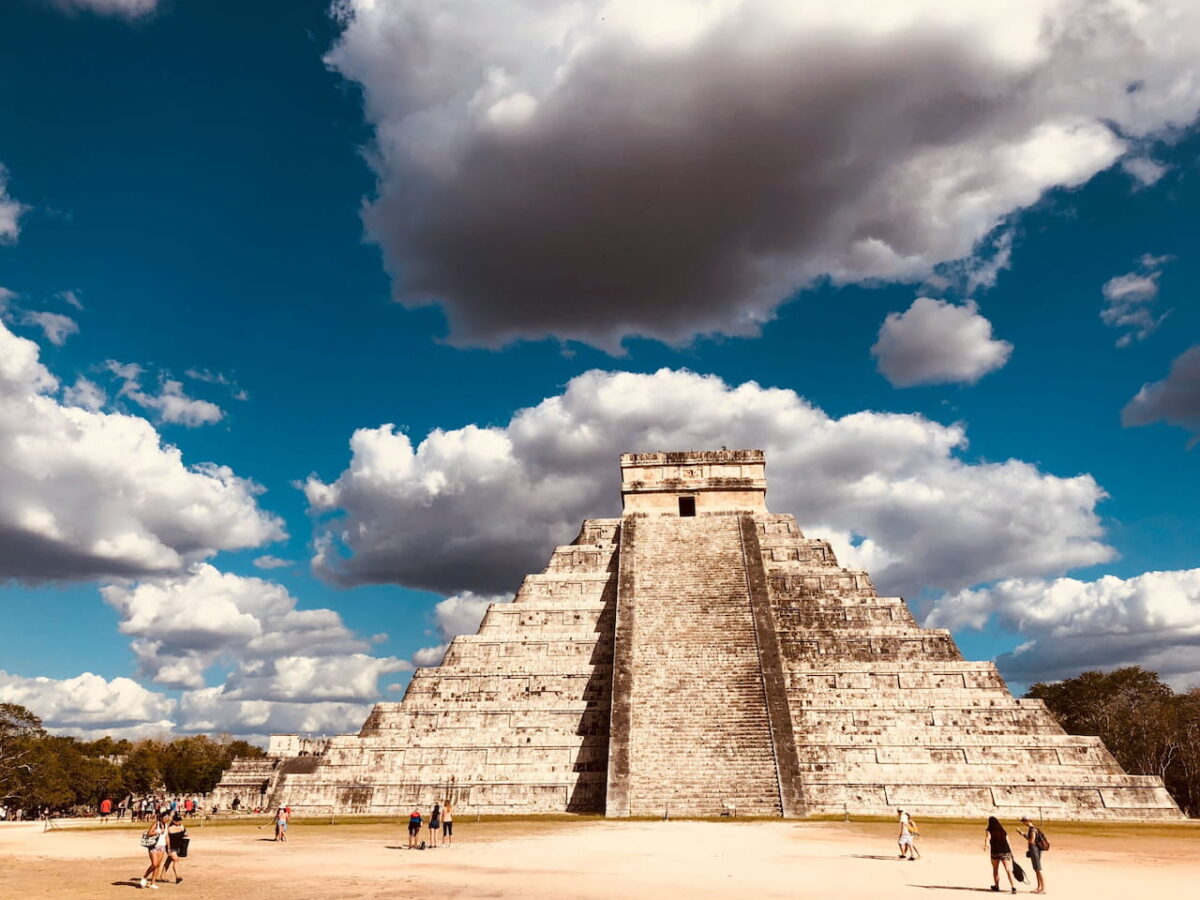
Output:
left=139, top=834, right=158, bottom=849
left=1011, top=861, right=1028, bottom=884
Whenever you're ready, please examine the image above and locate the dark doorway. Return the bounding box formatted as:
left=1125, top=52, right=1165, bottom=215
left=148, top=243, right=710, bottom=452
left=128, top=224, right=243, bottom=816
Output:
left=678, top=496, right=696, bottom=517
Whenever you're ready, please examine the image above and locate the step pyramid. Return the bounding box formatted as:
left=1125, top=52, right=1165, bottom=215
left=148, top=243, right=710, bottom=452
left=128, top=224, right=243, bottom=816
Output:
left=213, top=450, right=1183, bottom=820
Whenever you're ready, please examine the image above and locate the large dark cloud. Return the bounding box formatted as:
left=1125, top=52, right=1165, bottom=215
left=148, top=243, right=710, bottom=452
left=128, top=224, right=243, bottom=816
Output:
left=329, top=1, right=1200, bottom=349
left=1123, top=345, right=1200, bottom=441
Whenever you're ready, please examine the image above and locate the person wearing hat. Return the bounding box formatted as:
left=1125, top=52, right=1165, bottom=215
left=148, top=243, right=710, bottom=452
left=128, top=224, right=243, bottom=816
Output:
left=1019, top=816, right=1047, bottom=894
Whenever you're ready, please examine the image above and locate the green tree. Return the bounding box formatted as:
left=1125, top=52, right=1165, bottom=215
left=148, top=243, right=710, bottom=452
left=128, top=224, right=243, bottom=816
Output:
left=0, top=703, right=46, bottom=804
left=1027, top=667, right=1197, bottom=817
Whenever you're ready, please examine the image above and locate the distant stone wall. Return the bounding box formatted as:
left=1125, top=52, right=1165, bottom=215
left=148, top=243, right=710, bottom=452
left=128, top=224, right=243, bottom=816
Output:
left=267, top=735, right=334, bottom=757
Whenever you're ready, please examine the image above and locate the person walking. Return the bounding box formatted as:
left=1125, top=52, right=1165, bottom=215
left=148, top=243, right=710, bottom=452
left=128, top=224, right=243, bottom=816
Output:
left=161, top=813, right=189, bottom=884
left=1019, top=816, right=1047, bottom=894
left=140, top=811, right=169, bottom=890
left=897, top=809, right=914, bottom=859
left=984, top=816, right=1017, bottom=894
left=441, top=801, right=453, bottom=845
left=407, top=807, right=423, bottom=849
left=99, top=797, right=112, bottom=823
left=906, top=815, right=922, bottom=860
left=269, top=806, right=289, bottom=842
left=428, top=802, right=441, bottom=848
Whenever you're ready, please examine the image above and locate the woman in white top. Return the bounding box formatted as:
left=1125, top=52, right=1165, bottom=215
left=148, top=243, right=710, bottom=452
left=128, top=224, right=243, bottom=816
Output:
left=140, top=811, right=169, bottom=889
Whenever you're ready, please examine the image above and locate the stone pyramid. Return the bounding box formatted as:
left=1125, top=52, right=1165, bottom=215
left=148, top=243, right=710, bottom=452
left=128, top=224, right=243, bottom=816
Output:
left=216, top=450, right=1182, bottom=820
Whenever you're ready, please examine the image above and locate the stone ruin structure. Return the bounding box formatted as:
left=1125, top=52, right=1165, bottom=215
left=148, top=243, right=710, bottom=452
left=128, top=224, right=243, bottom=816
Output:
left=214, top=450, right=1183, bottom=820
left=211, top=735, right=333, bottom=811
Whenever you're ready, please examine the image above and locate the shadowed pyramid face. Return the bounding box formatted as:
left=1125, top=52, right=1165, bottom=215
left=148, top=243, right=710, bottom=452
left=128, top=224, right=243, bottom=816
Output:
left=212, top=451, right=1184, bottom=822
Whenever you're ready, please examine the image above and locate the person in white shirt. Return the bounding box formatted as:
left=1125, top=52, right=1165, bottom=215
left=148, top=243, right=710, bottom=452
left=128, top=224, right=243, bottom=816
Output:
left=897, top=809, right=917, bottom=860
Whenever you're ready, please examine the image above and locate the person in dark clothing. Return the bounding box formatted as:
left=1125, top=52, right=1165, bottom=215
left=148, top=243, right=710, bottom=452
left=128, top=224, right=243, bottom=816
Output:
left=428, top=803, right=441, bottom=848
left=162, top=813, right=189, bottom=884
left=984, top=816, right=1017, bottom=894
left=407, top=808, right=423, bottom=849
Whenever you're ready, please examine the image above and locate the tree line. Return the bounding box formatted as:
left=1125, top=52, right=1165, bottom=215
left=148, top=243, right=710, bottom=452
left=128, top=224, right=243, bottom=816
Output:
left=0, top=703, right=264, bottom=813
left=1026, top=666, right=1200, bottom=817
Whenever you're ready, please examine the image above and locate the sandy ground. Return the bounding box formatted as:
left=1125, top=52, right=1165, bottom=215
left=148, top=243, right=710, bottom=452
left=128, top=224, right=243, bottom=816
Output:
left=1, top=817, right=1197, bottom=899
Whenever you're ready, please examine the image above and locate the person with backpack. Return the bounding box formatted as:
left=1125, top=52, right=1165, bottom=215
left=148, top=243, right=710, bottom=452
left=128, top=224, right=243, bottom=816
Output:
left=1020, top=816, right=1048, bottom=894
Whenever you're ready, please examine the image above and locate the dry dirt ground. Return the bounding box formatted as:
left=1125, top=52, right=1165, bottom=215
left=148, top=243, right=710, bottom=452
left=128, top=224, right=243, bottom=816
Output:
left=1, top=816, right=1197, bottom=899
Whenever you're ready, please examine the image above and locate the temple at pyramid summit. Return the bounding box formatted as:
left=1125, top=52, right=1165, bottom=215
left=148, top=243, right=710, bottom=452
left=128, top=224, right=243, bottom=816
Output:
left=214, top=450, right=1183, bottom=820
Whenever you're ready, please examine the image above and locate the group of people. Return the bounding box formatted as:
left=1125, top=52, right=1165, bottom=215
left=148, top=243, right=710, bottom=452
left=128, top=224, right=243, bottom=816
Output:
left=406, top=801, right=453, bottom=848
left=102, top=795, right=202, bottom=823
left=896, top=809, right=1049, bottom=894
left=138, top=811, right=190, bottom=889
left=985, top=815, right=1048, bottom=894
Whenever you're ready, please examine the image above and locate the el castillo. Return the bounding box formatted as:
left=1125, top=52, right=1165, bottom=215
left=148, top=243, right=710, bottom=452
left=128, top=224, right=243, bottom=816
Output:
left=212, top=450, right=1182, bottom=822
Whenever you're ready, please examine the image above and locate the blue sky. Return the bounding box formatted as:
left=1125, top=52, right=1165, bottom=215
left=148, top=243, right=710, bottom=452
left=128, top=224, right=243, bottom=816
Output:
left=1, top=0, right=1198, bottom=738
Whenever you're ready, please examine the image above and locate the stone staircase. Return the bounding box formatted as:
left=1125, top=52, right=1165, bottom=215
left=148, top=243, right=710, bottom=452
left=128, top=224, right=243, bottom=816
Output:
left=609, top=515, right=783, bottom=817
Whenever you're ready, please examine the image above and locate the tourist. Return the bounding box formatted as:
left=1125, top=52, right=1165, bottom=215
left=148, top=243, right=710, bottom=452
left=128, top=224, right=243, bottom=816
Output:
left=407, top=807, right=423, bottom=849
left=906, top=815, right=922, bottom=860
left=984, top=816, right=1017, bottom=894
left=161, top=813, right=189, bottom=884
left=140, top=811, right=169, bottom=890
left=269, top=805, right=289, bottom=842
left=231, top=795, right=241, bottom=812
left=117, top=796, right=129, bottom=821
left=1019, top=816, right=1047, bottom=894
left=99, top=796, right=112, bottom=822
left=896, top=809, right=913, bottom=859
left=429, top=802, right=441, bottom=847
left=442, top=801, right=453, bottom=845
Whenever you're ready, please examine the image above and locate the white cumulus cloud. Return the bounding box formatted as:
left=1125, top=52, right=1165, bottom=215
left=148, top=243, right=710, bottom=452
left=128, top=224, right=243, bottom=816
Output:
left=50, top=0, right=158, bottom=18
left=62, top=377, right=107, bottom=412
left=1101, top=254, right=1172, bottom=346
left=928, top=569, right=1200, bottom=688
left=307, top=368, right=1112, bottom=599
left=101, top=564, right=410, bottom=698
left=0, top=320, right=284, bottom=581
left=252, top=555, right=293, bottom=570
left=176, top=688, right=369, bottom=737
left=872, top=297, right=1012, bottom=387
left=0, top=165, right=24, bottom=243
left=21, top=310, right=79, bottom=346
left=105, top=361, right=225, bottom=427
left=0, top=669, right=175, bottom=732
left=327, top=0, right=1200, bottom=349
